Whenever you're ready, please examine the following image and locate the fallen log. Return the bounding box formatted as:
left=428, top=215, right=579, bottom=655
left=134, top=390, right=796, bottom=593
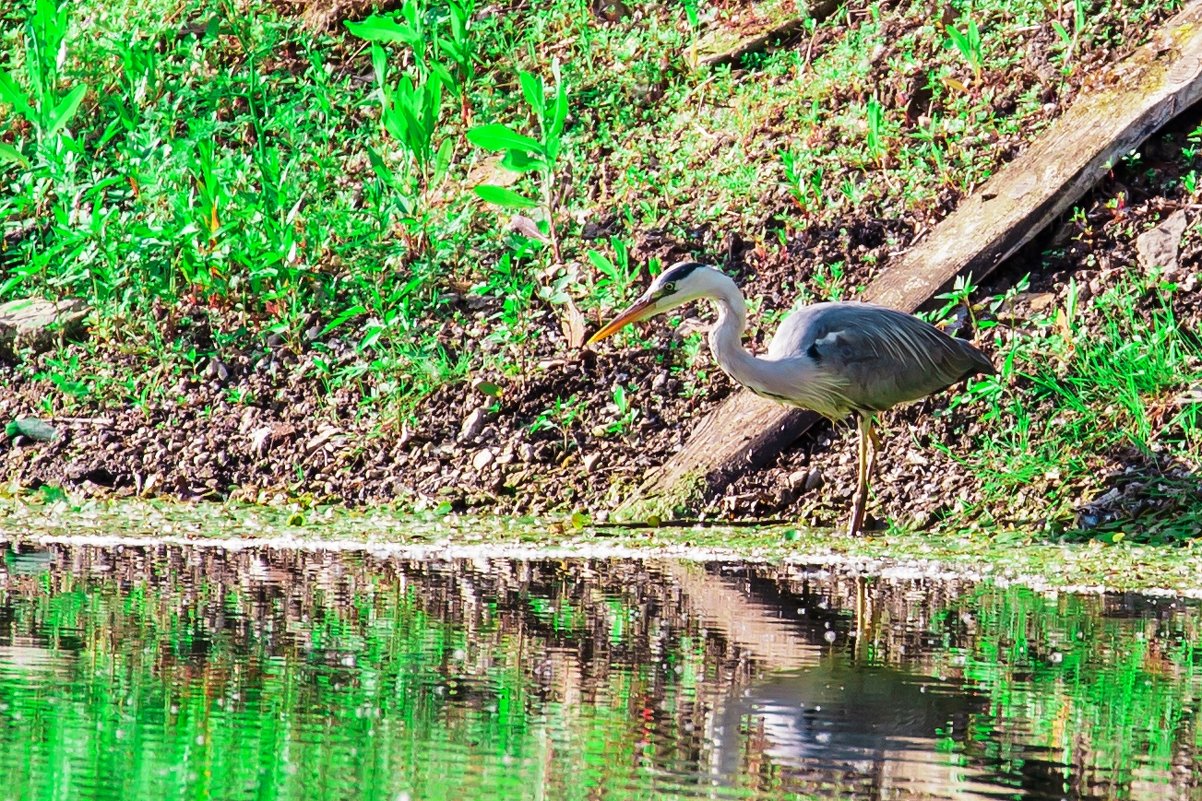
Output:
left=695, top=0, right=838, bottom=68
left=621, top=1, right=1202, bottom=518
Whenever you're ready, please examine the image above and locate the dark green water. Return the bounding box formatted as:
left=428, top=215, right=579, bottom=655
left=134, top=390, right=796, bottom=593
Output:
left=0, top=543, right=1198, bottom=800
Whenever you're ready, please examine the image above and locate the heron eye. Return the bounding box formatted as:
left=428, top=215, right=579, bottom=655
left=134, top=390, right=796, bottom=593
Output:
left=663, top=282, right=676, bottom=294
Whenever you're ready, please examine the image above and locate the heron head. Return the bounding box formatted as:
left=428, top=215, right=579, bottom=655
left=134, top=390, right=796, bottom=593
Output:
left=587, top=261, right=713, bottom=345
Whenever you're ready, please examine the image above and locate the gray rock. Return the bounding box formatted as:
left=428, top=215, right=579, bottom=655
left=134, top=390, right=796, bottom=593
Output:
left=803, top=467, right=825, bottom=492
left=1136, top=209, right=1189, bottom=274
left=5, top=417, right=58, bottom=443
left=0, top=297, right=88, bottom=363
left=472, top=448, right=495, bottom=471
left=459, top=408, right=486, bottom=442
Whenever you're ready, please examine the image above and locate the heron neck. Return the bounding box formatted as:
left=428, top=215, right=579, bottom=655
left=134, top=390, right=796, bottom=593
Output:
left=707, top=283, right=775, bottom=393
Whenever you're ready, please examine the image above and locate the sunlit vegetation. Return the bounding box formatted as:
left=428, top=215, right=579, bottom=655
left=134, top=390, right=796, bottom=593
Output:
left=1, top=0, right=1197, bottom=536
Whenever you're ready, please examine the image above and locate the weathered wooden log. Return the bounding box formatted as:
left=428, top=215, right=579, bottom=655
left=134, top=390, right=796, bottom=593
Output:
left=695, top=0, right=838, bottom=68
left=623, top=2, right=1202, bottom=517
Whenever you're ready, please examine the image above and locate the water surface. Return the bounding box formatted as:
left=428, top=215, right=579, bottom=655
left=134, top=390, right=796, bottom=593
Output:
left=0, top=543, right=1197, bottom=800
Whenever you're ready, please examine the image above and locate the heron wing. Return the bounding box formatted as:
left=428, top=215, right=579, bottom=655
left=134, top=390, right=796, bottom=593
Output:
left=767, top=302, right=993, bottom=412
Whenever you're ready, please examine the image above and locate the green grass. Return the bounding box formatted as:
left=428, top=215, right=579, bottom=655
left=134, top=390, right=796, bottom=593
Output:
left=0, top=0, right=1173, bottom=395
left=934, top=266, right=1202, bottom=543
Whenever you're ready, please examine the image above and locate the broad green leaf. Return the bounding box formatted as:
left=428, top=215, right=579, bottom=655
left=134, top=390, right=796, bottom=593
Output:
left=422, top=76, right=444, bottom=137
left=518, top=71, right=544, bottom=113
left=474, top=380, right=502, bottom=398
left=381, top=99, right=408, bottom=144
left=473, top=184, right=539, bottom=208
left=203, top=15, right=221, bottom=41
left=587, top=250, right=614, bottom=273
left=358, top=322, right=385, bottom=351
left=365, top=145, right=394, bottom=184
left=0, top=72, right=34, bottom=119
left=0, top=142, right=28, bottom=168
left=466, top=123, right=541, bottom=154
left=500, top=148, right=544, bottom=173
left=345, top=15, right=416, bottom=44
left=432, top=138, right=454, bottom=185
left=46, top=84, right=87, bottom=137
left=549, top=79, right=569, bottom=141
left=370, top=42, right=388, bottom=88
left=1051, top=20, right=1071, bottom=46
left=429, top=62, right=455, bottom=94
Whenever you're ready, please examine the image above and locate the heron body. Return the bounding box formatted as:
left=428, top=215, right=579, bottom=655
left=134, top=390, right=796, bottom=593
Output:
left=587, top=261, right=995, bottom=535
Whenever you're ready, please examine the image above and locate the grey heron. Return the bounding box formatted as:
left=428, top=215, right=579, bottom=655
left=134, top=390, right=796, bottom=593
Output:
left=587, top=261, right=995, bottom=535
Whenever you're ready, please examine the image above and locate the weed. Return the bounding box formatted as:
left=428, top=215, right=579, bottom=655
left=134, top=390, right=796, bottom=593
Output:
left=1183, top=171, right=1198, bottom=195
left=810, top=261, right=847, bottom=301
left=530, top=393, right=584, bottom=438
left=467, top=62, right=570, bottom=261
left=346, top=1, right=458, bottom=251
left=942, top=269, right=1202, bottom=540
left=1051, top=0, right=1087, bottom=72
left=930, top=272, right=979, bottom=327
left=34, top=354, right=90, bottom=403
left=604, top=383, right=639, bottom=436
left=945, top=12, right=984, bottom=83
left=0, top=0, right=89, bottom=170
left=781, top=150, right=824, bottom=214
left=586, top=238, right=641, bottom=309
left=865, top=96, right=885, bottom=165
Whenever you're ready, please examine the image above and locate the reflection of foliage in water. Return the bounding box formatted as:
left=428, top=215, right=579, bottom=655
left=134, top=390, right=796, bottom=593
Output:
left=0, top=547, right=1197, bottom=800
left=0, top=549, right=729, bottom=801
left=936, top=586, right=1202, bottom=797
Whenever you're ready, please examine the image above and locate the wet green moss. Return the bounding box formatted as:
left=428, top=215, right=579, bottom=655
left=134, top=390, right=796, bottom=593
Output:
left=2, top=495, right=1201, bottom=595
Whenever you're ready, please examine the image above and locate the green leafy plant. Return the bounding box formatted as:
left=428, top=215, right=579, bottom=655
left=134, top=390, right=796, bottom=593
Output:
left=437, top=0, right=477, bottom=124
left=530, top=393, right=585, bottom=441
left=811, top=260, right=847, bottom=301
left=930, top=272, right=979, bottom=326
left=586, top=238, right=640, bottom=309
left=605, top=383, right=639, bottom=435
left=346, top=2, right=458, bottom=249
left=0, top=0, right=90, bottom=170
left=866, top=96, right=885, bottom=164
left=945, top=12, right=983, bottom=83
left=1051, top=0, right=1087, bottom=72
left=782, top=149, right=824, bottom=213
left=467, top=64, right=570, bottom=261
left=1183, top=171, right=1198, bottom=195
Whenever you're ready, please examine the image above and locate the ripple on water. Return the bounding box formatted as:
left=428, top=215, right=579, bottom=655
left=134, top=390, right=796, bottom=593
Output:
left=0, top=544, right=1197, bottom=800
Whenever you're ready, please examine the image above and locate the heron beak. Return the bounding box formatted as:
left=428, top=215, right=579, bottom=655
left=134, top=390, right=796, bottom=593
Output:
left=587, top=296, right=657, bottom=345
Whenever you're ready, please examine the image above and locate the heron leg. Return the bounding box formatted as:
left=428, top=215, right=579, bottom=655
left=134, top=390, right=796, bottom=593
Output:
left=848, top=414, right=872, bottom=536
left=865, top=417, right=881, bottom=481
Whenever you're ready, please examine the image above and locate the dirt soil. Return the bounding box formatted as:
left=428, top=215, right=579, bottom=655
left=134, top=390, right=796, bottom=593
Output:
left=1, top=1, right=1199, bottom=532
